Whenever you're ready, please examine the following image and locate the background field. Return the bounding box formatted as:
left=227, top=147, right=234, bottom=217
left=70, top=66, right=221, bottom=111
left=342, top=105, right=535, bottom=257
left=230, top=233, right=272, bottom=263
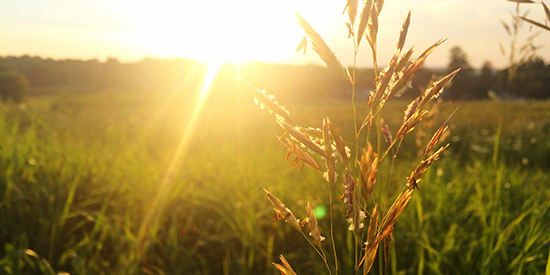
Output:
left=1, top=70, right=550, bottom=274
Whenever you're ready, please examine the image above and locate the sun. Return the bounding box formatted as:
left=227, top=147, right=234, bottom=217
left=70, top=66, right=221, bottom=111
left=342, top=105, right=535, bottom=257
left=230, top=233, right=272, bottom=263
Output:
left=112, top=0, right=332, bottom=65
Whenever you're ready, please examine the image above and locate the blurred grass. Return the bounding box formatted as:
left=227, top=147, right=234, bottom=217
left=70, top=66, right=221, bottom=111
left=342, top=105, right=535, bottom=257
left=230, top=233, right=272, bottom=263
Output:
left=1, top=81, right=549, bottom=274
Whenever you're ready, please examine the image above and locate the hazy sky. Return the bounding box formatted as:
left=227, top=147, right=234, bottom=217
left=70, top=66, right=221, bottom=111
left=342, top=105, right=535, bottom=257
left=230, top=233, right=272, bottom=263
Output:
left=1, top=0, right=549, bottom=69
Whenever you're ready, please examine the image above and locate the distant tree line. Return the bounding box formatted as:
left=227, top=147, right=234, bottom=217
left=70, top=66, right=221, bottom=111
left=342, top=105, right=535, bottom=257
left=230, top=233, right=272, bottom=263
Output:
left=1, top=51, right=549, bottom=103
left=441, top=46, right=550, bottom=100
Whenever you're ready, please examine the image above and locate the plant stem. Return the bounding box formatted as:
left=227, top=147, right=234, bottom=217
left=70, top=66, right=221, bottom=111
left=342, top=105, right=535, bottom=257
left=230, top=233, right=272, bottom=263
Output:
left=329, top=185, right=338, bottom=274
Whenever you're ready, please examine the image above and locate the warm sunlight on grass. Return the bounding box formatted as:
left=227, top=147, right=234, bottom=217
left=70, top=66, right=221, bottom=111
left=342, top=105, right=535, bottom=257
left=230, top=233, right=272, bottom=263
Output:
left=136, top=61, right=222, bottom=257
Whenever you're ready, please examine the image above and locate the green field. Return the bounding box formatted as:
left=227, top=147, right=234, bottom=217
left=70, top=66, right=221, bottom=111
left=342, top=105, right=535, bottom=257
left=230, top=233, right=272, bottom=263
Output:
left=1, top=81, right=550, bottom=274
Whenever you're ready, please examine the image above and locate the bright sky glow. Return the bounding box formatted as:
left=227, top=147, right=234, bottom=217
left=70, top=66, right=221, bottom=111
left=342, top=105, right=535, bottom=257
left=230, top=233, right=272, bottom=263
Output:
left=1, top=0, right=549, bottom=68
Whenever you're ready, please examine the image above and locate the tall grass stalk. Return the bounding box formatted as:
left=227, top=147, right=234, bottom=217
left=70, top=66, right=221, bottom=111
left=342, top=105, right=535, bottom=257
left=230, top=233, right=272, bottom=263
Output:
left=239, top=2, right=460, bottom=274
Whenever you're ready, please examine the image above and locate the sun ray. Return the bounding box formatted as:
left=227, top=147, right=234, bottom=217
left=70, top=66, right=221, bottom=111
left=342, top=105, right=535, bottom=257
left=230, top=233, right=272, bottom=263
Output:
left=136, top=62, right=221, bottom=257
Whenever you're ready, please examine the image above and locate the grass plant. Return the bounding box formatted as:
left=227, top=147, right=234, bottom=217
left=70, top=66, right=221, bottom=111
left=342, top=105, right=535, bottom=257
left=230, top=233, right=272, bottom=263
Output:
left=238, top=1, right=466, bottom=274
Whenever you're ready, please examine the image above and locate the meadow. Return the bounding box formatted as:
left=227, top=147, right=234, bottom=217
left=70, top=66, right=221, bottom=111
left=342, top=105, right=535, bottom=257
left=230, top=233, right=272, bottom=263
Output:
left=0, top=72, right=549, bottom=275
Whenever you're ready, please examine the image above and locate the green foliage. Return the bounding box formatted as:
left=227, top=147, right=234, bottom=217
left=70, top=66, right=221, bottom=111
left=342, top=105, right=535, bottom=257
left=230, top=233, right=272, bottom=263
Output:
left=0, top=82, right=549, bottom=274
left=506, top=58, right=550, bottom=99
left=0, top=70, right=29, bottom=103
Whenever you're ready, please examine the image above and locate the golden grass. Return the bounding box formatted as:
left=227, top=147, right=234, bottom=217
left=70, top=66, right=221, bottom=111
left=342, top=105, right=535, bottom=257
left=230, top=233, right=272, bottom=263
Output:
left=238, top=1, right=463, bottom=274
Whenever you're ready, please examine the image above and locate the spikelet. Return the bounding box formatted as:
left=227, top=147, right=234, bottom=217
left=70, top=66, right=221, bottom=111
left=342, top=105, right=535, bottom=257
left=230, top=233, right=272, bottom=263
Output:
left=237, top=77, right=296, bottom=125
left=375, top=0, right=385, bottom=14
left=356, top=0, right=374, bottom=47
left=343, top=0, right=359, bottom=26
left=419, top=69, right=460, bottom=107
left=425, top=109, right=456, bottom=156
left=372, top=190, right=413, bottom=247
left=295, top=12, right=349, bottom=80
left=380, top=118, right=393, bottom=145
left=327, top=118, right=349, bottom=165
left=359, top=143, right=377, bottom=203
left=278, top=135, right=321, bottom=171
left=277, top=118, right=326, bottom=157
left=359, top=111, right=374, bottom=135
left=372, top=52, right=399, bottom=109
left=366, top=4, right=379, bottom=55
left=322, top=118, right=336, bottom=185
left=273, top=255, right=297, bottom=275
left=396, top=46, right=414, bottom=72
left=305, top=202, right=325, bottom=248
left=264, top=189, right=302, bottom=231
left=296, top=36, right=308, bottom=54
left=396, top=11, right=411, bottom=54
left=342, top=169, right=364, bottom=233
left=406, top=144, right=448, bottom=189
left=395, top=109, right=428, bottom=142
left=388, top=39, right=446, bottom=97
left=362, top=205, right=379, bottom=274
left=403, top=97, right=420, bottom=123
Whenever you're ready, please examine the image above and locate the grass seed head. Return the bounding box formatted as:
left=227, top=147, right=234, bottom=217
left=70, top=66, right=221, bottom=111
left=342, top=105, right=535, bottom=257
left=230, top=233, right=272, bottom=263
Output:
left=327, top=117, right=348, bottom=165
left=396, top=11, right=411, bottom=53
left=380, top=118, right=393, bottom=145
left=238, top=77, right=296, bottom=125
left=425, top=109, right=456, bottom=156
left=419, top=68, right=460, bottom=107
left=396, top=46, right=414, bottom=72
left=279, top=136, right=321, bottom=171
left=277, top=118, right=326, bottom=157
left=359, top=144, right=377, bottom=202
left=357, top=0, right=374, bottom=47
left=264, top=189, right=302, bottom=231
left=295, top=12, right=349, bottom=80
left=374, top=190, right=413, bottom=246
left=306, top=202, right=325, bottom=248
left=343, top=0, right=359, bottom=26
left=342, top=169, right=364, bottom=233
left=322, top=118, right=336, bottom=184
left=407, top=144, right=449, bottom=189
left=362, top=205, right=379, bottom=273
left=366, top=4, right=379, bottom=54
left=273, top=255, right=297, bottom=275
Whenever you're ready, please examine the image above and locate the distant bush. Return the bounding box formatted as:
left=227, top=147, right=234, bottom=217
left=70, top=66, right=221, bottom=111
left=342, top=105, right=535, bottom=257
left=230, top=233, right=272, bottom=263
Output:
left=0, top=70, right=29, bottom=103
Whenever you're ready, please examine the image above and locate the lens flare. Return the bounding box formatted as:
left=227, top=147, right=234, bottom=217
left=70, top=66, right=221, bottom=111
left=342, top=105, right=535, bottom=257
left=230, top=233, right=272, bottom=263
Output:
left=136, top=62, right=222, bottom=256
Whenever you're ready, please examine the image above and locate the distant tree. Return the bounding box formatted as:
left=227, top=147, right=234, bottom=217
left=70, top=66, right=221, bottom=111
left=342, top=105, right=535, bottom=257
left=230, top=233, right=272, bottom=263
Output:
left=0, top=70, right=29, bottom=103
left=472, top=61, right=495, bottom=99
left=507, top=57, right=550, bottom=99
left=446, top=46, right=474, bottom=100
